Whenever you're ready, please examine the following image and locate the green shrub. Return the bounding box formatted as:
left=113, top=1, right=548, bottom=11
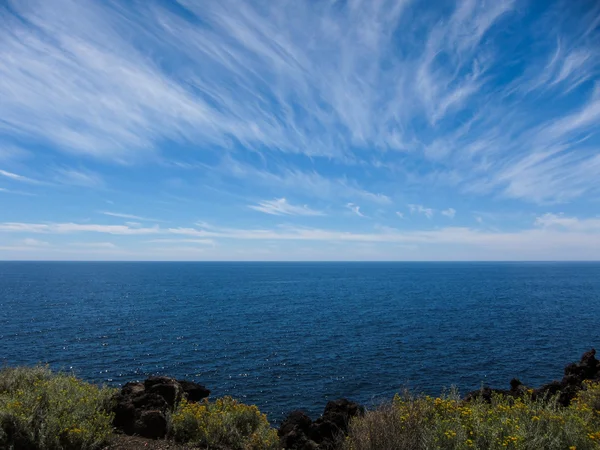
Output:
left=345, top=388, right=600, bottom=450
left=171, top=396, right=279, bottom=449
left=0, top=366, right=116, bottom=450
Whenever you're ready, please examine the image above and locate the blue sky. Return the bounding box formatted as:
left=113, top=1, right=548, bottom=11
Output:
left=0, top=0, right=599, bottom=261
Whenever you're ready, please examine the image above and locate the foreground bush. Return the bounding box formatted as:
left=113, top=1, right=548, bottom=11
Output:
left=345, top=383, right=600, bottom=450
left=0, top=366, right=116, bottom=450
left=171, top=396, right=279, bottom=449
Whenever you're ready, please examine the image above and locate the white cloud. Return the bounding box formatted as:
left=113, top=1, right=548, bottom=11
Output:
left=0, top=222, right=160, bottom=235
left=54, top=168, right=103, bottom=187
left=22, top=238, right=50, bottom=246
left=249, top=198, right=324, bottom=216
left=441, top=208, right=456, bottom=218
left=346, top=203, right=366, bottom=218
left=221, top=156, right=392, bottom=204
left=408, top=204, right=434, bottom=218
left=68, top=242, right=117, bottom=249
left=145, top=238, right=215, bottom=246
left=163, top=220, right=600, bottom=260
left=534, top=213, right=600, bottom=232
left=100, top=211, right=164, bottom=222
left=0, top=0, right=520, bottom=165
left=0, top=187, right=35, bottom=196
left=396, top=211, right=404, bottom=218
left=0, top=169, right=41, bottom=184
left=1, top=215, right=599, bottom=260
left=0, top=0, right=598, bottom=222
left=0, top=145, right=31, bottom=162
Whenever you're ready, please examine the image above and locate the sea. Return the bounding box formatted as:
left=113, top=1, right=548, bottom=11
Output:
left=1, top=261, right=599, bottom=421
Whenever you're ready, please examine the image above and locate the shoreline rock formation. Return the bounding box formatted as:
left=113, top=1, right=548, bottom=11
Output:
left=278, top=399, right=365, bottom=450
left=109, top=349, right=598, bottom=447
left=464, top=348, right=599, bottom=406
left=112, top=376, right=210, bottom=439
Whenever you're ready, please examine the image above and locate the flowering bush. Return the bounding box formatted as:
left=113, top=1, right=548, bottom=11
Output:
left=0, top=366, right=115, bottom=450
left=171, top=396, right=279, bottom=449
left=345, top=386, right=600, bottom=450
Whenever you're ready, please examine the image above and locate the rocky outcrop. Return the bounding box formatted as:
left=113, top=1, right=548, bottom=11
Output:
left=278, top=399, right=364, bottom=450
left=464, top=377, right=528, bottom=403
left=465, top=349, right=599, bottom=407
left=112, top=376, right=210, bottom=439
left=533, top=348, right=599, bottom=406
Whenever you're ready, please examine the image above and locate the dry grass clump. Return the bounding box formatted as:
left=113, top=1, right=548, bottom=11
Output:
left=345, top=384, right=600, bottom=450
left=0, top=366, right=116, bottom=450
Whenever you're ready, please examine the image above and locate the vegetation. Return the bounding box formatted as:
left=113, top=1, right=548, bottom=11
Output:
left=344, top=382, right=600, bottom=450
left=171, top=396, right=279, bottom=449
left=0, top=366, right=116, bottom=450
left=2, top=365, right=599, bottom=449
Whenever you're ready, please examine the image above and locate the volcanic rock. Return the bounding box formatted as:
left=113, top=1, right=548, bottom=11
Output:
left=112, top=377, right=210, bottom=439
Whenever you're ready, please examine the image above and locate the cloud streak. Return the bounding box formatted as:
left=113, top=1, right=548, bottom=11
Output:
left=408, top=204, right=434, bottom=219
left=249, top=198, right=324, bottom=216
left=346, top=203, right=366, bottom=218
left=0, top=169, right=41, bottom=185
left=100, top=212, right=166, bottom=223
left=1, top=213, right=599, bottom=259
left=2, top=0, right=597, bottom=205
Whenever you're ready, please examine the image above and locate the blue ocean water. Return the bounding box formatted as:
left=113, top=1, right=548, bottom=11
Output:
left=1, top=262, right=599, bottom=421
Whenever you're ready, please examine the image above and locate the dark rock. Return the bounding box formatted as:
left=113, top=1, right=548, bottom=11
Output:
left=147, top=383, right=182, bottom=408
left=143, top=376, right=174, bottom=390
left=112, top=376, right=210, bottom=438
left=323, top=398, right=365, bottom=420
left=278, top=411, right=316, bottom=449
left=510, top=378, right=522, bottom=391
left=121, top=381, right=145, bottom=397
left=179, top=380, right=211, bottom=402
left=464, top=386, right=511, bottom=403
left=135, top=410, right=168, bottom=439
left=131, top=392, right=169, bottom=410
left=465, top=349, right=599, bottom=408
left=279, top=410, right=313, bottom=437
left=564, top=349, right=598, bottom=382
left=531, top=349, right=599, bottom=406
left=112, top=399, right=137, bottom=435
left=279, top=399, right=363, bottom=449
left=143, top=376, right=183, bottom=407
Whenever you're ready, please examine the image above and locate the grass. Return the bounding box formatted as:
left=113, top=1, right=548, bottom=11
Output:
left=0, top=366, right=116, bottom=450
left=344, top=382, right=600, bottom=450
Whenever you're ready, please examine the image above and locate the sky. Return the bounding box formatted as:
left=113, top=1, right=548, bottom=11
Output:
left=0, top=0, right=599, bottom=261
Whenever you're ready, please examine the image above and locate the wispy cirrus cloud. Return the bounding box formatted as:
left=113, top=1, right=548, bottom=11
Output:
left=0, top=222, right=159, bottom=235
left=54, top=168, right=103, bottom=187
left=67, top=242, right=118, bottom=249
left=2, top=0, right=597, bottom=206
left=0, top=169, right=41, bottom=185
left=408, top=204, right=434, bottom=219
left=0, top=187, right=35, bottom=196
left=249, top=198, right=324, bottom=216
left=1, top=0, right=600, bottom=261
left=0, top=145, right=30, bottom=162
left=441, top=208, right=456, bottom=219
left=100, top=211, right=165, bottom=223
left=534, top=213, right=600, bottom=232
left=1, top=213, right=600, bottom=260
left=218, top=156, right=392, bottom=204
left=145, top=238, right=215, bottom=246
left=346, top=203, right=366, bottom=218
